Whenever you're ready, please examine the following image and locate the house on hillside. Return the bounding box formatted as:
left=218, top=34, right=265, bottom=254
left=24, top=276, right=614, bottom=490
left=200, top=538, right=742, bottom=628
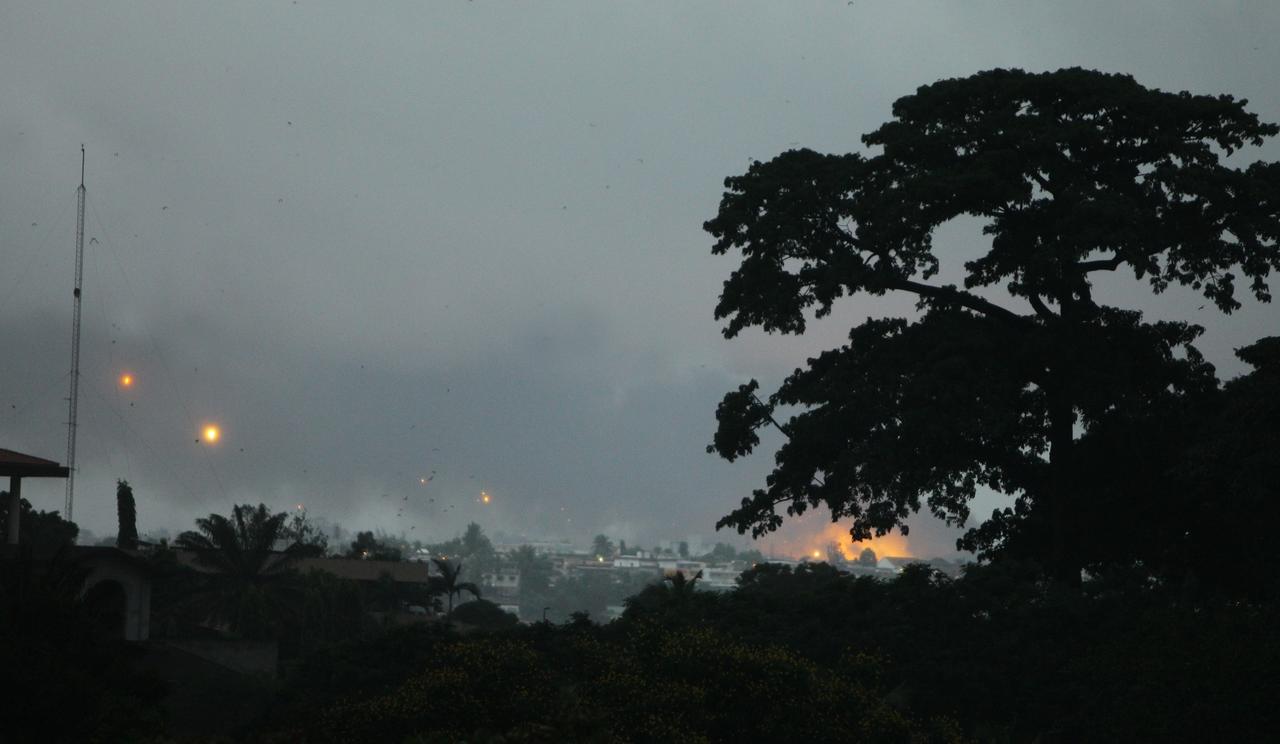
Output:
left=700, top=564, right=745, bottom=592
left=481, top=569, right=520, bottom=608
left=657, top=558, right=706, bottom=577
left=3, top=447, right=155, bottom=641
left=613, top=553, right=661, bottom=576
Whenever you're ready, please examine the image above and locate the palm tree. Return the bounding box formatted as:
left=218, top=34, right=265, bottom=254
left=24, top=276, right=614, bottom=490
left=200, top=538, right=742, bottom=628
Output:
left=175, top=503, right=303, bottom=638
left=620, top=569, right=704, bottom=620
left=664, top=569, right=703, bottom=599
left=430, top=557, right=480, bottom=617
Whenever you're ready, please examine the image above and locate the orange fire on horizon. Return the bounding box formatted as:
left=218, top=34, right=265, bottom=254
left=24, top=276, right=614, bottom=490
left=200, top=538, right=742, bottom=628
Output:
left=813, top=521, right=911, bottom=561
left=757, top=512, right=912, bottom=562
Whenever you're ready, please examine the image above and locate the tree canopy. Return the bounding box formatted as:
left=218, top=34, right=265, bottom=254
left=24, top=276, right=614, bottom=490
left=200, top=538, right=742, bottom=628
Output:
left=591, top=533, right=615, bottom=559
left=282, top=508, right=329, bottom=557
left=175, top=503, right=304, bottom=637
left=346, top=530, right=401, bottom=561
left=0, top=497, right=78, bottom=551
left=115, top=480, right=138, bottom=550
left=705, top=68, right=1280, bottom=581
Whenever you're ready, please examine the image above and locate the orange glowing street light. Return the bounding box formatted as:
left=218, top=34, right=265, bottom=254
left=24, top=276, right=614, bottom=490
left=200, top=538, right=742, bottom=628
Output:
left=481, top=491, right=491, bottom=504
left=119, top=373, right=134, bottom=388
left=201, top=425, right=221, bottom=444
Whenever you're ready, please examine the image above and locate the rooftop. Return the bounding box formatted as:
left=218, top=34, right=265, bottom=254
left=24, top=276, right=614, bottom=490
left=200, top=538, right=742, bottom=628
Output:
left=0, top=448, right=70, bottom=478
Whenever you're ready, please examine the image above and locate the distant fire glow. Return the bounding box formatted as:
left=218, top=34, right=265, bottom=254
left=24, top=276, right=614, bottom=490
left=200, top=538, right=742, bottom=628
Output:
left=813, top=521, right=911, bottom=561
left=202, top=425, right=221, bottom=443
left=119, top=373, right=134, bottom=387
left=762, top=512, right=913, bottom=562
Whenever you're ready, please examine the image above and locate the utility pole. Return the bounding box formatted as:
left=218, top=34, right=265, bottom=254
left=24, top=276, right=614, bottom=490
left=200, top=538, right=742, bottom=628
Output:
left=65, top=146, right=85, bottom=521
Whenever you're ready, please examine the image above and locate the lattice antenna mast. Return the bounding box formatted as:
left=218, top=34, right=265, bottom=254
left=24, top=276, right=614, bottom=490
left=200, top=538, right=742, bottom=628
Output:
left=65, top=145, right=86, bottom=520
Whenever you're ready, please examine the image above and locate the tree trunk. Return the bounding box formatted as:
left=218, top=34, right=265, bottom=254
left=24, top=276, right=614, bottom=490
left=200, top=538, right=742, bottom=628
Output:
left=1046, top=388, right=1081, bottom=587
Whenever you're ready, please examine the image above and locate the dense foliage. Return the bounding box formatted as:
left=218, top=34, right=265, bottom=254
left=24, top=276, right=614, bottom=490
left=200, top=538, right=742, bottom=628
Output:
left=0, top=495, right=79, bottom=549
left=175, top=503, right=307, bottom=639
left=269, top=617, right=958, bottom=743
left=255, top=562, right=1278, bottom=742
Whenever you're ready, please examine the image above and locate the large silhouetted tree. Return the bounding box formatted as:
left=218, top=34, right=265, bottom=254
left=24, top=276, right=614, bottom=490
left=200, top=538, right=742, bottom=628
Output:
left=706, top=68, right=1280, bottom=582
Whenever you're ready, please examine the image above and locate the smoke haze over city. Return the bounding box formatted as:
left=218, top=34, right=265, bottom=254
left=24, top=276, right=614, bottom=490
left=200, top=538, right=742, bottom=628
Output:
left=3, top=1, right=1277, bottom=556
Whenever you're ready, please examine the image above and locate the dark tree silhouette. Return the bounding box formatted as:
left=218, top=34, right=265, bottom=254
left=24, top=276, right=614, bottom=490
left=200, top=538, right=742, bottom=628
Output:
left=591, top=534, right=615, bottom=559
left=430, top=558, right=480, bottom=617
left=510, top=544, right=552, bottom=597
left=706, top=68, right=1280, bottom=583
left=1049, top=336, right=1280, bottom=598
left=430, top=522, right=497, bottom=574
left=115, top=479, right=138, bottom=550
left=347, top=530, right=401, bottom=561
left=175, top=503, right=303, bottom=637
left=665, top=569, right=703, bottom=597
left=282, top=508, right=328, bottom=557
left=1192, top=337, right=1280, bottom=599
left=450, top=598, right=519, bottom=629
left=0, top=497, right=78, bottom=550
left=700, top=542, right=738, bottom=562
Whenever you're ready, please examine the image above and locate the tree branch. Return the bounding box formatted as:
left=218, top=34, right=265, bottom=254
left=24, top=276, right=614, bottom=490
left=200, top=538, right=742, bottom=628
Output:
left=752, top=394, right=793, bottom=440
left=1029, top=171, right=1055, bottom=196
left=1027, top=293, right=1056, bottom=319
left=888, top=278, right=1031, bottom=326
left=1077, top=255, right=1123, bottom=273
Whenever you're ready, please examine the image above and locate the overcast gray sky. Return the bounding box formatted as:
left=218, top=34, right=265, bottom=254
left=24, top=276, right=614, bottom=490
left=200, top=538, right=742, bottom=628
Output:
left=2, top=1, right=1277, bottom=557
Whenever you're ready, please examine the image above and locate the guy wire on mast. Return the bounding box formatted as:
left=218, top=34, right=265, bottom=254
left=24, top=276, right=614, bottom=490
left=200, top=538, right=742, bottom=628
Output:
left=65, top=145, right=86, bottom=520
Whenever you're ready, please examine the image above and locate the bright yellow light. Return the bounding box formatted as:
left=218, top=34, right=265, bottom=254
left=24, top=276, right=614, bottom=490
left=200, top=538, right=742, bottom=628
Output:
left=119, top=373, right=134, bottom=388
left=481, top=491, right=491, bottom=504
left=812, top=550, right=822, bottom=559
left=202, top=425, right=221, bottom=443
